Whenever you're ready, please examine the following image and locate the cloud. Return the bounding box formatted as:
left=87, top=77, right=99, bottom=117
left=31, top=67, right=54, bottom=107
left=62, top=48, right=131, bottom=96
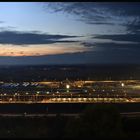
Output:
left=45, top=2, right=140, bottom=33
left=126, top=22, right=140, bottom=33
left=95, top=43, right=140, bottom=51
left=0, top=26, right=16, bottom=31
left=0, top=30, right=80, bottom=45
left=79, top=32, right=140, bottom=53
left=0, top=21, right=4, bottom=24
left=46, top=2, right=116, bottom=25
left=81, top=33, right=140, bottom=53
left=82, top=41, right=140, bottom=51
left=93, top=34, right=140, bottom=43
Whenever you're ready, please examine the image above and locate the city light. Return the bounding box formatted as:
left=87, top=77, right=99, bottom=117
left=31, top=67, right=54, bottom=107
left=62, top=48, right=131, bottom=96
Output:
left=9, top=98, right=12, bottom=101
left=121, top=83, right=124, bottom=87
left=0, top=80, right=139, bottom=104
left=66, top=84, right=70, bottom=89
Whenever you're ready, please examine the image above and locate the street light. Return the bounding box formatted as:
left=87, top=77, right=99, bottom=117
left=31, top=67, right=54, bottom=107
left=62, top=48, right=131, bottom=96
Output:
left=66, top=84, right=70, bottom=92
left=66, top=84, right=70, bottom=89
left=121, top=83, right=124, bottom=87
left=121, top=83, right=126, bottom=98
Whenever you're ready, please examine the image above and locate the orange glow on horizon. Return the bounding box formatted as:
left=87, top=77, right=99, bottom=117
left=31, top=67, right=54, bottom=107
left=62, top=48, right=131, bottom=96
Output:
left=0, top=43, right=92, bottom=57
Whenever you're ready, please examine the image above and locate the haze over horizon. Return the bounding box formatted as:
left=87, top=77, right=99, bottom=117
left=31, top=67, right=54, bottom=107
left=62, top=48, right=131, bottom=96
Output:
left=0, top=2, right=140, bottom=65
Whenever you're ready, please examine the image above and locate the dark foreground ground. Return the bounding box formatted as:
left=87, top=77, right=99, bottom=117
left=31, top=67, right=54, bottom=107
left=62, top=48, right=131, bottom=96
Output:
left=1, top=64, right=140, bottom=81
left=0, top=102, right=140, bottom=114
left=0, top=103, right=139, bottom=138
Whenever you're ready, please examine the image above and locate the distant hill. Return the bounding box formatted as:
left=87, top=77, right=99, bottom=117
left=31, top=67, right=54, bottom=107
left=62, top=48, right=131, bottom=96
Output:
left=0, top=64, right=139, bottom=82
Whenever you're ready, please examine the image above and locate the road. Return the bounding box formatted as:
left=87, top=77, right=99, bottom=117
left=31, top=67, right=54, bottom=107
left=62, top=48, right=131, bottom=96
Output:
left=0, top=97, right=138, bottom=103
left=0, top=112, right=140, bottom=118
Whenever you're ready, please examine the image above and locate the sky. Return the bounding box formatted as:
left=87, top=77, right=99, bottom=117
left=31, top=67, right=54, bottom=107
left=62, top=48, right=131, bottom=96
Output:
left=0, top=2, right=140, bottom=65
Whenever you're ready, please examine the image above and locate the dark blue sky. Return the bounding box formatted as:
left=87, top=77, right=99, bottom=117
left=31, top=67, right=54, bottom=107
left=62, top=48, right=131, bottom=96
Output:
left=0, top=2, right=140, bottom=65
